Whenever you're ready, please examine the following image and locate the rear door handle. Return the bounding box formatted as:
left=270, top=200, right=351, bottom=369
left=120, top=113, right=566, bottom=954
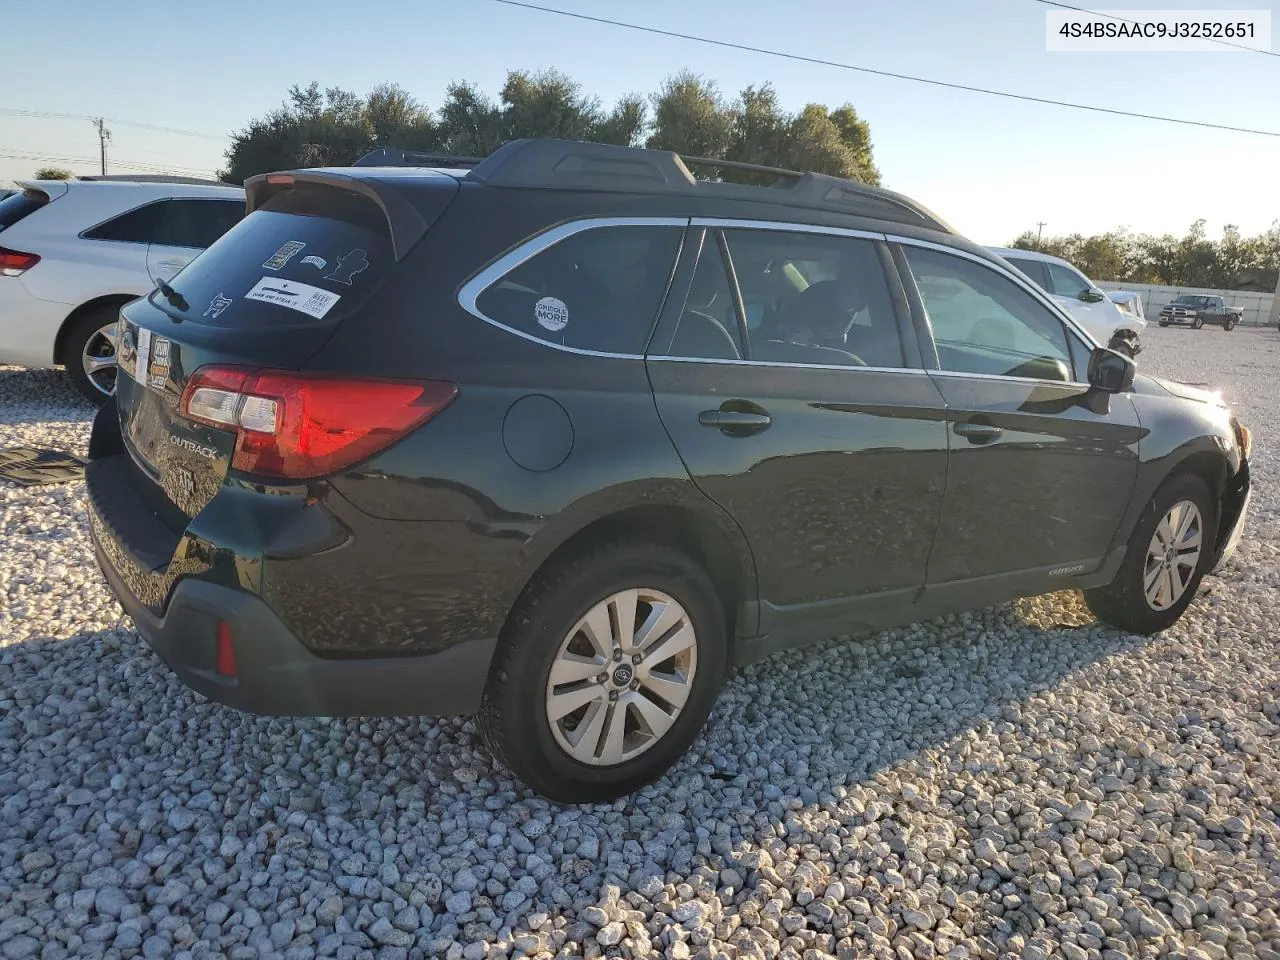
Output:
left=698, top=406, right=772, bottom=435
left=954, top=421, right=1002, bottom=444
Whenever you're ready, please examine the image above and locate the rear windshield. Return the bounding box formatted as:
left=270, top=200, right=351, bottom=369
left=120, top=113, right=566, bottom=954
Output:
left=161, top=184, right=395, bottom=328
left=0, top=190, right=49, bottom=232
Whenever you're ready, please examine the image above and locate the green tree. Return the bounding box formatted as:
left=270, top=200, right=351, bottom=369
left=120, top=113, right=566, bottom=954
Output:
left=501, top=69, right=601, bottom=142
left=34, top=167, right=74, bottom=180
left=594, top=94, right=647, bottom=147
left=1013, top=220, right=1280, bottom=291
left=647, top=72, right=733, bottom=161
left=436, top=82, right=504, bottom=156
left=222, top=72, right=884, bottom=189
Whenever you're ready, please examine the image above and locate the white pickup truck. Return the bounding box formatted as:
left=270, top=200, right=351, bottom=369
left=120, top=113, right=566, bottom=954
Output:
left=988, top=246, right=1145, bottom=357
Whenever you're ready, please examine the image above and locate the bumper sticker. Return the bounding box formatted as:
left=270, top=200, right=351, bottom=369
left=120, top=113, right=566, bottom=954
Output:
left=135, top=327, right=151, bottom=384
left=148, top=337, right=171, bottom=390
left=244, top=277, right=341, bottom=319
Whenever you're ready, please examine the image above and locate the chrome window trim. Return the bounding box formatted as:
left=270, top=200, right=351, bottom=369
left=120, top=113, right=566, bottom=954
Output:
left=927, top=368, right=1090, bottom=389
left=647, top=355, right=929, bottom=375
left=456, top=216, right=690, bottom=360
left=887, top=233, right=1101, bottom=350
left=690, top=217, right=886, bottom=242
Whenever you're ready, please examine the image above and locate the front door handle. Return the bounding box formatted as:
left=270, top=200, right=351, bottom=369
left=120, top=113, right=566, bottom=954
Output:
left=699, top=404, right=772, bottom=435
left=954, top=421, right=1002, bottom=444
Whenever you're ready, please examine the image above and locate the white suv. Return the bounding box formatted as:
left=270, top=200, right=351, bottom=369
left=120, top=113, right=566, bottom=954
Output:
left=0, top=176, right=244, bottom=402
left=987, top=246, right=1145, bottom=357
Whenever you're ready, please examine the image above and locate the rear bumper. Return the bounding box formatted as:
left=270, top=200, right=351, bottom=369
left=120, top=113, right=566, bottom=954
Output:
left=85, top=440, right=497, bottom=717
left=92, top=539, right=495, bottom=716
left=0, top=278, right=67, bottom=368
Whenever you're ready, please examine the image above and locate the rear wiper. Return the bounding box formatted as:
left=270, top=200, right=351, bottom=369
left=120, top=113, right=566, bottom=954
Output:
left=154, top=278, right=188, bottom=315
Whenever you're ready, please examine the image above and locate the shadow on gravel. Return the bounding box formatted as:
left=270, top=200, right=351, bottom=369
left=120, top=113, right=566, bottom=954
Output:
left=0, top=589, right=1161, bottom=954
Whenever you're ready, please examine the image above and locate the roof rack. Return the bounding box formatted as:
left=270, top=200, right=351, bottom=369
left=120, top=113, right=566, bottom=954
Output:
left=346, top=139, right=952, bottom=233
left=468, top=140, right=953, bottom=233
left=78, top=174, right=232, bottom=187
left=353, top=148, right=484, bottom=169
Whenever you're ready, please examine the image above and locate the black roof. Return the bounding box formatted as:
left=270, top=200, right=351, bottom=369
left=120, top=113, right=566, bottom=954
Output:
left=354, top=139, right=955, bottom=235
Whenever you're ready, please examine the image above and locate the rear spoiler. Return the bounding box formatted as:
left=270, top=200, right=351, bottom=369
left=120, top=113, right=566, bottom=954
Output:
left=244, top=168, right=459, bottom=262
left=16, top=179, right=70, bottom=202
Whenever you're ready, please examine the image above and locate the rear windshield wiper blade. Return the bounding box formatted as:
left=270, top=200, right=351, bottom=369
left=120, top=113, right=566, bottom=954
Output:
left=154, top=279, right=188, bottom=314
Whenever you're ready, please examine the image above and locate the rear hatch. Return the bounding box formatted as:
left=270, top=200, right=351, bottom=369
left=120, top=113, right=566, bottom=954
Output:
left=115, top=170, right=460, bottom=526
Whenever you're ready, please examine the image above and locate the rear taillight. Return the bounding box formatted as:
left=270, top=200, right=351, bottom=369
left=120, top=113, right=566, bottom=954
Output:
left=180, top=366, right=457, bottom=480
left=0, top=246, right=40, bottom=276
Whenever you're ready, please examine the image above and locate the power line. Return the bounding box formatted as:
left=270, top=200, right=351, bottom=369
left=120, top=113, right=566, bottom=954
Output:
left=0, top=151, right=217, bottom=179
left=0, top=108, right=229, bottom=142
left=487, top=0, right=1280, bottom=137
left=1031, top=0, right=1280, bottom=58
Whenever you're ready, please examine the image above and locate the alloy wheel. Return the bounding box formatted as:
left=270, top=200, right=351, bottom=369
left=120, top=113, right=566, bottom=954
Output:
left=81, top=322, right=118, bottom=397
left=545, top=588, right=698, bottom=766
left=1143, top=500, right=1203, bottom=611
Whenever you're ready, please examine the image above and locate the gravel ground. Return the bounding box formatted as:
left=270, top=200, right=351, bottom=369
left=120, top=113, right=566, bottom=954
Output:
left=1, top=326, right=1278, bottom=960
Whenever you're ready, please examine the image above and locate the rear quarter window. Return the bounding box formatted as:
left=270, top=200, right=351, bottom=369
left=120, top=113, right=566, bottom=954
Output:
left=160, top=184, right=395, bottom=329
left=470, top=223, right=683, bottom=355
left=0, top=190, right=49, bottom=232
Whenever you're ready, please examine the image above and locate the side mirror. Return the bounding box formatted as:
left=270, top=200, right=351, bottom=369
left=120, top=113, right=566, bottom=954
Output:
left=1079, top=288, right=1106, bottom=303
left=1088, top=346, right=1135, bottom=393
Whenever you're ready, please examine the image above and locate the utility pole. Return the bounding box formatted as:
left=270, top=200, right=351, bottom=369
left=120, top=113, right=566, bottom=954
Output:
left=1269, top=267, right=1280, bottom=329
left=1036, top=221, right=1047, bottom=243
left=92, top=118, right=111, bottom=175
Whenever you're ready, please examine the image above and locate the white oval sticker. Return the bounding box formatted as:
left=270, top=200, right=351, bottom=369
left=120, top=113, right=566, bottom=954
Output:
left=535, top=297, right=569, bottom=332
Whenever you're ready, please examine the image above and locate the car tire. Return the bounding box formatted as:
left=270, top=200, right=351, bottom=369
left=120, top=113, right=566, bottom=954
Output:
left=1192, top=317, right=1204, bottom=329
left=478, top=540, right=728, bottom=803
left=1158, top=321, right=1169, bottom=327
left=1084, top=473, right=1218, bottom=635
left=64, top=306, right=121, bottom=405
left=1224, top=317, right=1237, bottom=331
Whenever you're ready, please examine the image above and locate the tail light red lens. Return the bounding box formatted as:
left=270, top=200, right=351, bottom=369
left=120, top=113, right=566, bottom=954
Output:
left=216, top=622, right=237, bottom=677
left=180, top=366, right=457, bottom=479
left=0, top=246, right=41, bottom=276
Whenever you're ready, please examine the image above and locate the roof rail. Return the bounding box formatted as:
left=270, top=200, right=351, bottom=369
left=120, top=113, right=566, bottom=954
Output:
left=681, top=155, right=806, bottom=181
left=353, top=147, right=484, bottom=169
left=77, top=174, right=232, bottom=187
left=466, top=139, right=953, bottom=233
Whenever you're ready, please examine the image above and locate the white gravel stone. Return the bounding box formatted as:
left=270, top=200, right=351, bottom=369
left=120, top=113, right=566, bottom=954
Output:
left=2, top=328, right=1280, bottom=959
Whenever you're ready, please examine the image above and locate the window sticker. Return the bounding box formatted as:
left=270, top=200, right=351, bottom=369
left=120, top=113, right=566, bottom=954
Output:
left=203, top=293, right=232, bottom=320
left=535, top=297, right=569, bottom=332
left=300, top=255, right=327, bottom=270
left=244, top=277, right=341, bottom=319
left=324, top=248, right=370, bottom=285
left=263, top=241, right=306, bottom=271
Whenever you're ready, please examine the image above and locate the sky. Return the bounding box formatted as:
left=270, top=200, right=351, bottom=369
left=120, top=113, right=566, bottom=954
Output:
left=1, top=0, right=1278, bottom=246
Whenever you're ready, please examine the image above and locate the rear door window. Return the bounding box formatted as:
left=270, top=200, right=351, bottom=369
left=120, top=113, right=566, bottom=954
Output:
left=0, top=190, right=48, bottom=232
left=472, top=223, right=683, bottom=355
left=726, top=228, right=905, bottom=369
left=1004, top=257, right=1050, bottom=291
left=83, top=198, right=243, bottom=248
left=155, top=200, right=244, bottom=248
left=158, top=183, right=396, bottom=329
